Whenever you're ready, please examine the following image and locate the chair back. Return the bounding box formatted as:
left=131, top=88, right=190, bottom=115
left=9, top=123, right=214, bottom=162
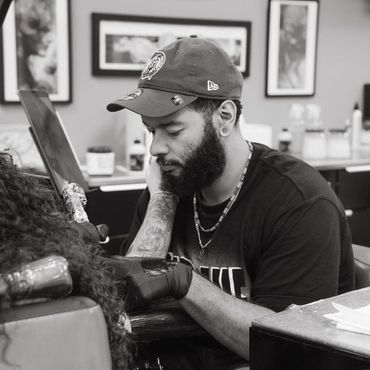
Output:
left=0, top=296, right=112, bottom=370
left=353, top=244, right=370, bottom=289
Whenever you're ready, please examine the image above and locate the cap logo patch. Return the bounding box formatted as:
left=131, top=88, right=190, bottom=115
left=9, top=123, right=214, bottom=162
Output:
left=121, top=88, right=143, bottom=101
left=141, top=50, right=166, bottom=80
left=207, top=80, right=219, bottom=91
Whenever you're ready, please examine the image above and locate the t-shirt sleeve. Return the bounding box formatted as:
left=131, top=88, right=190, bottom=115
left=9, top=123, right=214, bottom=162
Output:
left=251, top=197, right=347, bottom=312
left=120, top=188, right=150, bottom=255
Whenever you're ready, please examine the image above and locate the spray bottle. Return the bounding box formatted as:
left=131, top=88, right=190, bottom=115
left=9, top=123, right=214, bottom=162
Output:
left=351, top=103, right=362, bottom=151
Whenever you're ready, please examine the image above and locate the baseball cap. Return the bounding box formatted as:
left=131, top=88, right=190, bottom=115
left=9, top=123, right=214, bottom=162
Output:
left=106, top=36, right=244, bottom=117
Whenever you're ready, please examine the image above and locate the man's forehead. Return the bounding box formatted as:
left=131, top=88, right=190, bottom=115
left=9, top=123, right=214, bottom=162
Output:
left=142, top=108, right=194, bottom=128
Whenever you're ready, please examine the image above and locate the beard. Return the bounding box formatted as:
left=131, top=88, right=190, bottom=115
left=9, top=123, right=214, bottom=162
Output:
left=159, top=118, right=226, bottom=199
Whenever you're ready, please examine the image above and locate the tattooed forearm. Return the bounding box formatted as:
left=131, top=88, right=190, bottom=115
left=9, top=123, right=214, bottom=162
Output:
left=126, top=191, right=178, bottom=258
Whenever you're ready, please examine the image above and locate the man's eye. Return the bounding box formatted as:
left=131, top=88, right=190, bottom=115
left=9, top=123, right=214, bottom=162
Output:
left=167, top=130, right=183, bottom=137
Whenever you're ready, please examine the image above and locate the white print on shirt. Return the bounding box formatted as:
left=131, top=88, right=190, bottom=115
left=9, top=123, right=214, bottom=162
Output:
left=167, top=252, right=249, bottom=300
left=199, top=265, right=248, bottom=299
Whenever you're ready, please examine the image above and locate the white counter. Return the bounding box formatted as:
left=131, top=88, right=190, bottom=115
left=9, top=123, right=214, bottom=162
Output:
left=294, top=146, right=370, bottom=171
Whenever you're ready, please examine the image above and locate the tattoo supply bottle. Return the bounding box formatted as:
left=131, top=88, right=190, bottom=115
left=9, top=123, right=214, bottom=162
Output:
left=288, top=104, right=305, bottom=154
left=278, top=128, right=292, bottom=153
left=129, top=139, right=146, bottom=171
left=351, top=103, right=362, bottom=151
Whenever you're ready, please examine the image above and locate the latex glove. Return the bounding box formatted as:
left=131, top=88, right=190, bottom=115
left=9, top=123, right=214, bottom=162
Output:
left=145, top=157, right=163, bottom=194
left=107, top=256, right=193, bottom=309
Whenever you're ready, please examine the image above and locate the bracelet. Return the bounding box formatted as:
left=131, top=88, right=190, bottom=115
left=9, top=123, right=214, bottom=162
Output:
left=152, top=191, right=179, bottom=203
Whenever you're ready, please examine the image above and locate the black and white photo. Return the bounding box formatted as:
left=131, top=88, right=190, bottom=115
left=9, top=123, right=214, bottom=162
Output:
left=92, top=14, right=251, bottom=77
left=266, top=0, right=319, bottom=96
left=0, top=0, right=71, bottom=103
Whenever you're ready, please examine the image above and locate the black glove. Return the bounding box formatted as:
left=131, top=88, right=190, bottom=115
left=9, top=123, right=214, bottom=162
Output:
left=107, top=256, right=193, bottom=308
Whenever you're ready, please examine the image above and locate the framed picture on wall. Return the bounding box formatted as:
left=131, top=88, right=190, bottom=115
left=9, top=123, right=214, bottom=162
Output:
left=0, top=0, right=72, bottom=103
left=265, top=0, right=319, bottom=97
left=92, top=13, right=251, bottom=77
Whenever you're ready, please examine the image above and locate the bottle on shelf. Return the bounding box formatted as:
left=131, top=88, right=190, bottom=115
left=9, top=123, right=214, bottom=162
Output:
left=305, top=104, right=323, bottom=130
left=351, top=103, right=362, bottom=151
left=278, top=128, right=292, bottom=153
left=129, top=139, right=146, bottom=171
left=288, top=104, right=305, bottom=154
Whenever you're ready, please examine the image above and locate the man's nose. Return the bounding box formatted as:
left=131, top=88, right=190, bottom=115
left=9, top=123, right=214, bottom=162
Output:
left=149, top=132, right=169, bottom=157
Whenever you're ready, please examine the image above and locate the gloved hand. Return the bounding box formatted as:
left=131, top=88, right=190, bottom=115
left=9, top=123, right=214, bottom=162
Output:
left=107, top=256, right=193, bottom=309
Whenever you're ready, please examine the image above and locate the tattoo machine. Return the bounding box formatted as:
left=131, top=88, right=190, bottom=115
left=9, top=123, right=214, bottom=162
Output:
left=62, top=182, right=110, bottom=244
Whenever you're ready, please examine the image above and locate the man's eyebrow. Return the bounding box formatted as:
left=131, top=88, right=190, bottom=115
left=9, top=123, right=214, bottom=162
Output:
left=142, top=120, right=183, bottom=128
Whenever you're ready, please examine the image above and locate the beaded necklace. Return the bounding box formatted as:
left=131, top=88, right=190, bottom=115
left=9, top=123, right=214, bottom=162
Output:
left=193, top=141, right=253, bottom=257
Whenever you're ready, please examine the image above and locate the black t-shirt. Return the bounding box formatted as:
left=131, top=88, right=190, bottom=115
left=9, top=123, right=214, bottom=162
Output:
left=124, top=143, right=355, bottom=312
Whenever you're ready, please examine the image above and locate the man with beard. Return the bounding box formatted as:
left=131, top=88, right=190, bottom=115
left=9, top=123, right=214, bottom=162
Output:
left=106, top=36, right=354, bottom=369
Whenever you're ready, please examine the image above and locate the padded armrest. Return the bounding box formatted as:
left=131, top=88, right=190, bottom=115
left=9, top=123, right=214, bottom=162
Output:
left=353, top=244, right=370, bottom=289
left=129, top=298, right=207, bottom=342
left=0, top=296, right=112, bottom=370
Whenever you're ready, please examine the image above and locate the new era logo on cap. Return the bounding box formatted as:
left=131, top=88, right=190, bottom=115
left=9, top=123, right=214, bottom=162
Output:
left=207, top=80, right=219, bottom=91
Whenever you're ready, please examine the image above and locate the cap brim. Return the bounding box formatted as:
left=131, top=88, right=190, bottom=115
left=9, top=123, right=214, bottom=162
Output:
left=107, top=88, right=197, bottom=117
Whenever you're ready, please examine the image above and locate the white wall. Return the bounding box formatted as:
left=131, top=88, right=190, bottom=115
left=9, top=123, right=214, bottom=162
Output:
left=1, top=0, right=369, bottom=162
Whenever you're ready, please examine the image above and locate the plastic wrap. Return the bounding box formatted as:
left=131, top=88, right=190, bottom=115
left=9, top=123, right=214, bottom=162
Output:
left=1, top=255, right=73, bottom=300
left=62, top=182, right=89, bottom=223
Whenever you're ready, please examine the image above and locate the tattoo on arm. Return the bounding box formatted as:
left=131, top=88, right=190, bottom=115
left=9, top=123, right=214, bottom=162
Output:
left=126, top=192, right=178, bottom=258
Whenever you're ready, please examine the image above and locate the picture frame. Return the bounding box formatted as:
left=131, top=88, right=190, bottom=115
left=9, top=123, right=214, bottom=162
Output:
left=0, top=0, right=13, bottom=27
left=265, top=0, right=319, bottom=97
left=92, top=13, right=251, bottom=78
left=0, top=0, right=72, bottom=103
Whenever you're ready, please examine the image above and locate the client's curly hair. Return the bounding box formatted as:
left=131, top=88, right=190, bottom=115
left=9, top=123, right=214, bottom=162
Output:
left=0, top=157, right=130, bottom=369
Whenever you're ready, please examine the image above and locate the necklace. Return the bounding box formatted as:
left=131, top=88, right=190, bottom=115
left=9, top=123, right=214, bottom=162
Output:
left=193, top=141, right=253, bottom=257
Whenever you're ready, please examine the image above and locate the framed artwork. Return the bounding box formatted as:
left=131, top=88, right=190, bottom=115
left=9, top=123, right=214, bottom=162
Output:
left=0, top=0, right=72, bottom=103
left=92, top=13, right=251, bottom=77
left=265, top=0, right=319, bottom=97
left=0, top=0, right=13, bottom=26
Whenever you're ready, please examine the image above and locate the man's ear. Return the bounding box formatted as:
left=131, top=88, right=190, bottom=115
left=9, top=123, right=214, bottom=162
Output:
left=216, top=100, right=237, bottom=137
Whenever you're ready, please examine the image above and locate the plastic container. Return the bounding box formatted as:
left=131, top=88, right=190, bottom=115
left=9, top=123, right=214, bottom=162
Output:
left=327, top=129, right=351, bottom=159
left=351, top=103, right=362, bottom=150
left=305, top=104, right=323, bottom=130
left=86, top=145, right=115, bottom=176
left=129, top=139, right=146, bottom=171
left=288, top=104, right=305, bottom=154
left=278, top=128, right=292, bottom=153
left=302, top=129, right=327, bottom=159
